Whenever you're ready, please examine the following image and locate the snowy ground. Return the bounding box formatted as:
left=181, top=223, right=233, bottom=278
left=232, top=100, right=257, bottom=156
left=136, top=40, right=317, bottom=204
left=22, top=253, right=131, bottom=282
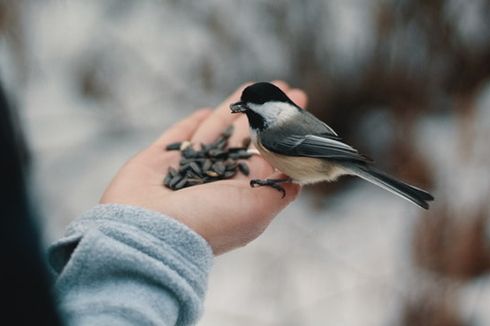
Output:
left=2, top=1, right=489, bottom=325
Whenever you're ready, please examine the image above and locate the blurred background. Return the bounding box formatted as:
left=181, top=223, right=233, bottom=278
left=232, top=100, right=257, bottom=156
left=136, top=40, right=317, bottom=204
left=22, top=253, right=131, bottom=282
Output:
left=1, top=0, right=490, bottom=325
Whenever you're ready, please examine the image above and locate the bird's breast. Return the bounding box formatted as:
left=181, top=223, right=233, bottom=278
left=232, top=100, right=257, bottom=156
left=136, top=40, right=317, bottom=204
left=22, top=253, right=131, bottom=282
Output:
left=252, top=132, right=348, bottom=185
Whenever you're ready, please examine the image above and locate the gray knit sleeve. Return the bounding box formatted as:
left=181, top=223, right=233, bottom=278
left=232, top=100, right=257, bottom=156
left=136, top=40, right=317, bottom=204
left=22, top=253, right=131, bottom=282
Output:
left=48, top=204, right=213, bottom=326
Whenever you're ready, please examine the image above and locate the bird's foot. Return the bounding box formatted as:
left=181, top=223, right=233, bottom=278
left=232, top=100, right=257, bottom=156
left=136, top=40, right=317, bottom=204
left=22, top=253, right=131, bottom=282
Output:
left=250, top=178, right=292, bottom=198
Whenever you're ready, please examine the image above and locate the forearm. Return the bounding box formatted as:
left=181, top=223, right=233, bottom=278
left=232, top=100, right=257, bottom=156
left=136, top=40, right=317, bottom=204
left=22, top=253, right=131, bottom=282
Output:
left=48, top=204, right=213, bottom=326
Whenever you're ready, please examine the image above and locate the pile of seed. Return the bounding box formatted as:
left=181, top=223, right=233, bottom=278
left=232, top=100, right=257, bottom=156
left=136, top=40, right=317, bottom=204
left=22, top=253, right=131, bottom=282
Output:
left=163, top=125, right=252, bottom=190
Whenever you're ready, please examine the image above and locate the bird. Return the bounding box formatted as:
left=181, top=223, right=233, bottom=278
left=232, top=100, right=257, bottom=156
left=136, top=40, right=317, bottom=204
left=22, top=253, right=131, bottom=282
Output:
left=230, top=82, right=434, bottom=209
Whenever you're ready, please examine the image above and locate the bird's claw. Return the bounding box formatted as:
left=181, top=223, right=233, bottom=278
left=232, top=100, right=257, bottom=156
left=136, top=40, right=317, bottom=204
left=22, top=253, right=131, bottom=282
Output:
left=250, top=178, right=289, bottom=198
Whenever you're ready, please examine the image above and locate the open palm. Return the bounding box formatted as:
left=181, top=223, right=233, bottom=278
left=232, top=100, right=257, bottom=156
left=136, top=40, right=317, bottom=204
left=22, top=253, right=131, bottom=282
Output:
left=100, top=81, right=308, bottom=254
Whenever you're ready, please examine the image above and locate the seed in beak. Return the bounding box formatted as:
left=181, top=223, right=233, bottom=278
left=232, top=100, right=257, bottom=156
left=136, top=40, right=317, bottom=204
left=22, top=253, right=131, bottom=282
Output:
left=230, top=101, right=248, bottom=113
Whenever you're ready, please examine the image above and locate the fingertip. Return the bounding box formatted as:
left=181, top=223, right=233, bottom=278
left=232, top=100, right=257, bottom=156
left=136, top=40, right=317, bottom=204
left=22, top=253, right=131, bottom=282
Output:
left=271, top=80, right=289, bottom=91
left=287, top=89, right=308, bottom=109
left=236, top=81, right=254, bottom=95
left=194, top=108, right=213, bottom=116
left=240, top=81, right=254, bottom=89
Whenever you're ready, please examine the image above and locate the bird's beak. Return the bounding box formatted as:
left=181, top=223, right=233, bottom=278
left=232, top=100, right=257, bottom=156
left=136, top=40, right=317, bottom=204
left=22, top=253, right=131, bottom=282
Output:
left=230, top=101, right=249, bottom=113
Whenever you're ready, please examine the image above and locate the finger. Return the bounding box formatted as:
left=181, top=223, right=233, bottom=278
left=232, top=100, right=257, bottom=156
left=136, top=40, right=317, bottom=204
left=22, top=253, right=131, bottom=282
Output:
left=191, top=83, right=252, bottom=144
left=152, top=109, right=212, bottom=148
left=227, top=115, right=250, bottom=147
left=288, top=88, right=308, bottom=109
left=271, top=80, right=289, bottom=91
left=139, top=109, right=212, bottom=174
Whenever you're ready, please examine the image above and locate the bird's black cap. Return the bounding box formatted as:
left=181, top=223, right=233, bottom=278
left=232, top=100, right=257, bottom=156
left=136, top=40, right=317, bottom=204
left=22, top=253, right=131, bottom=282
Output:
left=241, top=82, right=296, bottom=105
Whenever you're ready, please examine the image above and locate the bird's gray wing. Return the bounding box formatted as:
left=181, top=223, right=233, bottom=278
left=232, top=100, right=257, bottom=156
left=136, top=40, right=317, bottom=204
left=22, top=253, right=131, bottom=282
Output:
left=302, top=111, right=339, bottom=137
left=261, top=134, right=371, bottom=163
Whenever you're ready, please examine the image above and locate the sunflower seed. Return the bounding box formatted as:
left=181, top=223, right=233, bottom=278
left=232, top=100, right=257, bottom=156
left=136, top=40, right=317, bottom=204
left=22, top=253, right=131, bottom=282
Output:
left=228, top=147, right=247, bottom=153
left=222, top=125, right=234, bottom=139
left=182, top=147, right=197, bottom=158
left=179, top=158, right=193, bottom=165
left=179, top=163, right=191, bottom=173
left=163, top=124, right=254, bottom=190
left=206, top=171, right=219, bottom=177
left=200, top=143, right=210, bottom=151
left=186, top=178, right=204, bottom=186
left=229, top=150, right=251, bottom=159
left=238, top=162, right=250, bottom=176
left=237, top=151, right=252, bottom=159
left=212, top=161, right=226, bottom=175
left=225, top=161, right=238, bottom=171
left=189, top=161, right=202, bottom=176
left=168, top=175, right=182, bottom=188
left=166, top=142, right=182, bottom=151
left=208, top=137, right=222, bottom=150
left=185, top=170, right=200, bottom=179
left=168, top=167, right=178, bottom=177
left=163, top=174, right=172, bottom=186
left=179, top=141, right=192, bottom=150
left=174, top=177, right=188, bottom=190
left=242, top=137, right=251, bottom=148
left=215, top=139, right=228, bottom=149
left=208, top=149, right=227, bottom=158
left=202, top=159, right=212, bottom=172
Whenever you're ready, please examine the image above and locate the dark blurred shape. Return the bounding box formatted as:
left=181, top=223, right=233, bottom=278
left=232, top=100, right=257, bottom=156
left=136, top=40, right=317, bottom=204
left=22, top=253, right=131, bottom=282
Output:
left=402, top=289, right=467, bottom=326
left=0, top=80, right=63, bottom=325
left=78, top=56, right=113, bottom=102
left=79, top=59, right=108, bottom=101
left=413, top=205, right=490, bottom=280
left=388, top=138, right=433, bottom=189
left=0, top=0, right=27, bottom=82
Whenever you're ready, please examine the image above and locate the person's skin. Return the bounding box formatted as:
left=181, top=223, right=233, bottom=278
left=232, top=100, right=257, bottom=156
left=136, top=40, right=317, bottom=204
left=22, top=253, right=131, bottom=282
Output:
left=100, top=81, right=308, bottom=254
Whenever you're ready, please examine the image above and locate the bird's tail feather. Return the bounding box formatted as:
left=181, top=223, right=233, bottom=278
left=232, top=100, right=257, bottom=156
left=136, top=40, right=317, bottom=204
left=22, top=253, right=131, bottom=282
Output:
left=350, top=165, right=434, bottom=209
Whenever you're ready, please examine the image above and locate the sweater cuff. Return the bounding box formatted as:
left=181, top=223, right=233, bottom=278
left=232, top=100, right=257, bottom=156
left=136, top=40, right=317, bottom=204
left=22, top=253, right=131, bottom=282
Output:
left=48, top=204, right=213, bottom=324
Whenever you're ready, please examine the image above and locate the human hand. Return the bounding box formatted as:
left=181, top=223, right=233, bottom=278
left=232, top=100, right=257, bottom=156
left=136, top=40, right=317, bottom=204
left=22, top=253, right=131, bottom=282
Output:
left=100, top=81, right=308, bottom=254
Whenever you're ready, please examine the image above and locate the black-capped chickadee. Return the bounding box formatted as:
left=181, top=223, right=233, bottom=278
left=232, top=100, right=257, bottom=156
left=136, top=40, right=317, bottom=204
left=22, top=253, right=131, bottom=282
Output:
left=230, top=82, right=434, bottom=209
